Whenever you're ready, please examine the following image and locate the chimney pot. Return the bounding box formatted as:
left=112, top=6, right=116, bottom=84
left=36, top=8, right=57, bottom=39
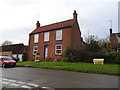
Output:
left=110, top=28, right=112, bottom=35
left=36, top=21, right=40, bottom=28
left=73, top=10, right=78, bottom=20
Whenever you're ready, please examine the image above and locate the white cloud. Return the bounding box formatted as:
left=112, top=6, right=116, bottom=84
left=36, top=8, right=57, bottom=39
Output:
left=0, top=0, right=119, bottom=45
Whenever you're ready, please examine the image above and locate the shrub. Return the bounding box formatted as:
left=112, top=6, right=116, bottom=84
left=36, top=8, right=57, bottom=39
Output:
left=22, top=53, right=27, bottom=61
left=63, top=46, right=77, bottom=62
left=63, top=46, right=120, bottom=64
left=104, top=52, right=120, bottom=64
left=86, top=41, right=101, bottom=53
left=63, top=46, right=91, bottom=62
left=75, top=49, right=91, bottom=62
left=88, top=52, right=120, bottom=64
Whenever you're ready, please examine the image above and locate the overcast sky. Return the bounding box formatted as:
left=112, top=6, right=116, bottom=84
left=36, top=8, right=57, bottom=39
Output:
left=0, top=0, right=119, bottom=45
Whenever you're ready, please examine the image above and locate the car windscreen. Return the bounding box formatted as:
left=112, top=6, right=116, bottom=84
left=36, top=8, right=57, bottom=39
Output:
left=4, top=57, right=12, bottom=60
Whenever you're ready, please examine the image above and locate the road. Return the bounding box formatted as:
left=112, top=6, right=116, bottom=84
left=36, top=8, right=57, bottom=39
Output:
left=0, top=67, right=119, bottom=89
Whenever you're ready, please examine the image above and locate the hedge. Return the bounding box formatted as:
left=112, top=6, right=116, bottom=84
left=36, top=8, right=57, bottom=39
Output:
left=63, top=47, right=120, bottom=64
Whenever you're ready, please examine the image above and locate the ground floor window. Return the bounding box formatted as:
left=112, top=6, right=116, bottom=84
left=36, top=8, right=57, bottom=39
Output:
left=33, top=45, right=38, bottom=55
left=117, top=48, right=120, bottom=52
left=55, top=43, right=62, bottom=55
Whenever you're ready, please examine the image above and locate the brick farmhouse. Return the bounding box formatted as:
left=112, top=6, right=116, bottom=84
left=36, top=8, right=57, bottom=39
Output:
left=28, top=10, right=84, bottom=60
left=109, top=28, right=120, bottom=52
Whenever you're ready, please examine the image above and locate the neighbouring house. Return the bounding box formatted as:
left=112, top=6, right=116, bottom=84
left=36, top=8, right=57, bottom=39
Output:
left=109, top=28, right=120, bottom=52
left=28, top=10, right=83, bottom=60
left=0, top=51, right=12, bottom=56
left=0, top=43, right=28, bottom=61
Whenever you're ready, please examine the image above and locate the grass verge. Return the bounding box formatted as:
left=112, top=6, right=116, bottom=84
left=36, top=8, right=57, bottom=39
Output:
left=16, top=61, right=119, bottom=75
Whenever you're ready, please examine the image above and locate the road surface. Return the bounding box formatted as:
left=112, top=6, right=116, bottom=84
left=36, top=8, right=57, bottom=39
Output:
left=0, top=67, right=119, bottom=89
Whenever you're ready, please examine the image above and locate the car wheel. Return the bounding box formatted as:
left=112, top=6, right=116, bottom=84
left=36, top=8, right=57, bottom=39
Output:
left=13, top=65, right=16, bottom=67
left=14, top=64, right=16, bottom=67
left=2, top=64, right=5, bottom=68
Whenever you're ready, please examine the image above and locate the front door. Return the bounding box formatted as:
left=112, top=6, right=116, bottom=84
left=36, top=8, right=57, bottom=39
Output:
left=44, top=46, right=48, bottom=59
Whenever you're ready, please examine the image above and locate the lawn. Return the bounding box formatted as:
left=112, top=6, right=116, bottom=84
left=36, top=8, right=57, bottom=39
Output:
left=16, top=61, right=119, bottom=75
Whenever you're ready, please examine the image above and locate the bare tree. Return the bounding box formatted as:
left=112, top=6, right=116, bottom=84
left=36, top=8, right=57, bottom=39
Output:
left=98, top=36, right=110, bottom=52
left=85, top=35, right=99, bottom=44
left=2, top=40, right=12, bottom=46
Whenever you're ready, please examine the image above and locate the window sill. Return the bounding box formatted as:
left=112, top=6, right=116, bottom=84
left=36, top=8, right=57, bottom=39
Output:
left=56, top=39, right=62, bottom=41
left=44, top=41, right=49, bottom=42
left=34, top=42, right=39, bottom=44
left=55, top=54, right=62, bottom=56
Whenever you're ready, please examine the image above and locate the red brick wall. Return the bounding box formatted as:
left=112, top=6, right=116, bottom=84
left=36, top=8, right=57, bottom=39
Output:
left=28, top=27, right=72, bottom=60
left=28, top=34, right=34, bottom=60
left=110, top=34, right=120, bottom=52
left=71, top=21, right=82, bottom=50
left=0, top=51, right=12, bottom=56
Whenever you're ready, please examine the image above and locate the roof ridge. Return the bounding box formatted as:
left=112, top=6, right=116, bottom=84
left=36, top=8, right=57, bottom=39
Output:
left=30, top=19, right=75, bottom=34
left=40, top=19, right=74, bottom=28
left=1, top=43, right=24, bottom=47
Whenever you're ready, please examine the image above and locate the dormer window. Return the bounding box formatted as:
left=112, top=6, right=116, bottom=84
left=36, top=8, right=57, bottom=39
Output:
left=34, top=34, right=39, bottom=43
left=56, top=29, right=62, bottom=41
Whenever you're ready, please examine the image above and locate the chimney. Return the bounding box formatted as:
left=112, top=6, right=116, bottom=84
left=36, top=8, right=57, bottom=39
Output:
left=109, top=28, right=112, bottom=35
left=73, top=10, right=78, bottom=20
left=36, top=21, right=40, bottom=28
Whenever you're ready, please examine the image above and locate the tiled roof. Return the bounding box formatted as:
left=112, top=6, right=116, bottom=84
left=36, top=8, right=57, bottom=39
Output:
left=30, top=19, right=75, bottom=34
left=0, top=43, right=28, bottom=54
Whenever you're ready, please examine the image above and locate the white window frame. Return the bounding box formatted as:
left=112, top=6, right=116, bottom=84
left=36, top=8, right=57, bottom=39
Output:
left=117, top=37, right=120, bottom=43
left=34, top=34, right=39, bottom=43
left=55, top=44, right=62, bottom=55
left=117, top=48, right=120, bottom=52
left=44, top=32, right=50, bottom=42
left=33, top=46, right=38, bottom=55
left=56, top=29, right=62, bottom=41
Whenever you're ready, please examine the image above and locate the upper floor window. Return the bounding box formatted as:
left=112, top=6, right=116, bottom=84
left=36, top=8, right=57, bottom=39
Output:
left=34, top=34, right=39, bottom=43
left=44, top=32, right=50, bottom=42
left=56, top=29, right=62, bottom=41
